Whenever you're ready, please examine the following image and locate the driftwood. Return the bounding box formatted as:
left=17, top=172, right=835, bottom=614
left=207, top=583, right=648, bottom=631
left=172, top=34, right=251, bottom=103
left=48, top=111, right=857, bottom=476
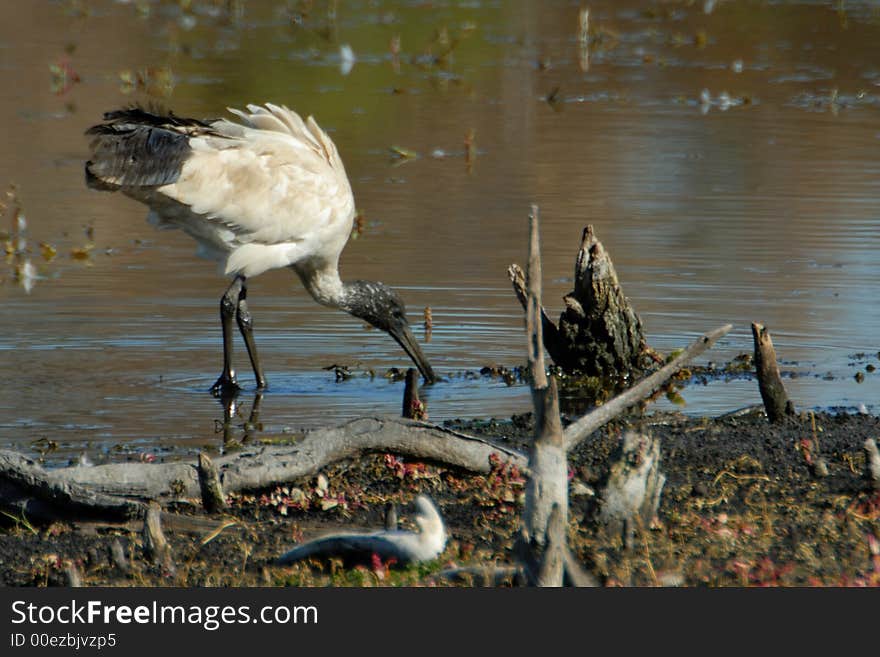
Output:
left=509, top=224, right=647, bottom=378
left=0, top=450, right=145, bottom=521
left=751, top=322, right=795, bottom=422
left=589, top=432, right=666, bottom=549
left=277, top=495, right=446, bottom=566
left=0, top=418, right=527, bottom=518
left=508, top=206, right=730, bottom=586
left=197, top=452, right=227, bottom=513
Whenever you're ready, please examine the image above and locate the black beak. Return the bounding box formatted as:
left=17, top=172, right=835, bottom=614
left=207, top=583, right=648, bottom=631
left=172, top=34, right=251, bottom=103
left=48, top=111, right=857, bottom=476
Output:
left=389, top=322, right=436, bottom=384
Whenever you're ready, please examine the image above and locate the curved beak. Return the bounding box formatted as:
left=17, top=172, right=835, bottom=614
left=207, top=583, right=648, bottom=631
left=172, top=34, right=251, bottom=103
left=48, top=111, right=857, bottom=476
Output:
left=389, top=322, right=436, bottom=384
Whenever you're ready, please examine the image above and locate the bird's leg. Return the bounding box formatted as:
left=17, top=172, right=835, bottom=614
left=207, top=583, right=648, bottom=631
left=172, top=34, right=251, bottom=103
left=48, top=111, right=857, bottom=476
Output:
left=211, top=276, right=244, bottom=396
left=236, top=281, right=268, bottom=390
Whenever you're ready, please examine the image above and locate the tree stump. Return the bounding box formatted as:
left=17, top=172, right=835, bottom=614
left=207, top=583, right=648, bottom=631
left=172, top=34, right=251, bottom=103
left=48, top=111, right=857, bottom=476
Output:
left=751, top=322, right=795, bottom=422
left=558, top=226, right=647, bottom=377
left=510, top=225, right=648, bottom=378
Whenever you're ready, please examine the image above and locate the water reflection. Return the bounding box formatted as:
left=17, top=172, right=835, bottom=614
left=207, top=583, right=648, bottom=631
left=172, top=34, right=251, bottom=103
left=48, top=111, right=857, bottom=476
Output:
left=215, top=389, right=264, bottom=449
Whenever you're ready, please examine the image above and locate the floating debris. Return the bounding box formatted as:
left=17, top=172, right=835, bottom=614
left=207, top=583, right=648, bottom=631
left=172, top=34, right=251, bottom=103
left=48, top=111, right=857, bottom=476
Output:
left=389, top=145, right=418, bottom=163
left=119, top=67, right=175, bottom=97
left=49, top=56, right=80, bottom=96
left=464, top=128, right=476, bottom=172
left=70, top=243, right=94, bottom=261
left=339, top=44, right=356, bottom=76
left=14, top=259, right=37, bottom=293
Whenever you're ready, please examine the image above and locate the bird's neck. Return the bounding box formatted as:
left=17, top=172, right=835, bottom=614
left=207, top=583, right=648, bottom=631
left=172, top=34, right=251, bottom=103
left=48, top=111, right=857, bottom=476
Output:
left=291, top=260, right=349, bottom=310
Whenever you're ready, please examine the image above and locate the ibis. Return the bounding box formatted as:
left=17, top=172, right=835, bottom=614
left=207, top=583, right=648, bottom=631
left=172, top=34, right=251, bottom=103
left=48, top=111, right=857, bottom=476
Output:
left=85, top=103, right=435, bottom=394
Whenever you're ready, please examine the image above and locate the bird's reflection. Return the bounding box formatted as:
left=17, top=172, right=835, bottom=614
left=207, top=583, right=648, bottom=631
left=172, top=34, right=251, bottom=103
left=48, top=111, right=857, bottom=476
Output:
left=214, top=389, right=264, bottom=448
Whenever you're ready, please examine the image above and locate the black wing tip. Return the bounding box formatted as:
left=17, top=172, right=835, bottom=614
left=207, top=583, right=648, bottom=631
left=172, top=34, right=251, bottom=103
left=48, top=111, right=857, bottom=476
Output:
left=85, top=104, right=215, bottom=136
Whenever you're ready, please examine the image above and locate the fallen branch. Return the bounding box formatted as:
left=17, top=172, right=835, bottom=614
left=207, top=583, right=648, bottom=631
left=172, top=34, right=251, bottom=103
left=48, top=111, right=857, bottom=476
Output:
left=1, top=418, right=527, bottom=516
left=0, top=450, right=145, bottom=521
left=563, top=324, right=733, bottom=451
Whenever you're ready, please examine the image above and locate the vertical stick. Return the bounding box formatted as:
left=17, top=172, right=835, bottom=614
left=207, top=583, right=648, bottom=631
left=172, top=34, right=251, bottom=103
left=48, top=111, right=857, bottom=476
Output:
left=520, top=204, right=568, bottom=587
left=402, top=368, right=420, bottom=419
left=751, top=322, right=794, bottom=422
left=527, top=205, right=547, bottom=390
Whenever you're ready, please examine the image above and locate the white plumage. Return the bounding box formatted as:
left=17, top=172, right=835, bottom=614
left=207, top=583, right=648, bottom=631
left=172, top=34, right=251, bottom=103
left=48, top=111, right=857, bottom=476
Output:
left=86, top=103, right=435, bottom=393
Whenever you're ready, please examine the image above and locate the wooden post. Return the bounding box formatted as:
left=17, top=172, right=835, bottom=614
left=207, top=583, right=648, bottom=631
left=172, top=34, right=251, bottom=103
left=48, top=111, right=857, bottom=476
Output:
left=751, top=322, right=795, bottom=422
left=197, top=452, right=227, bottom=513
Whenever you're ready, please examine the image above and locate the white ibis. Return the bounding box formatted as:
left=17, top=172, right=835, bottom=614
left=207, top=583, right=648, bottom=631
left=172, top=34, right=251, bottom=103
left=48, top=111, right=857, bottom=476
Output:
left=85, top=103, right=435, bottom=394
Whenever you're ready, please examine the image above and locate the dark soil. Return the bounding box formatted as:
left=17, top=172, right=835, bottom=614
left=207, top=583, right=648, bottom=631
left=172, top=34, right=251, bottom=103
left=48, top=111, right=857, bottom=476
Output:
left=1, top=407, right=879, bottom=587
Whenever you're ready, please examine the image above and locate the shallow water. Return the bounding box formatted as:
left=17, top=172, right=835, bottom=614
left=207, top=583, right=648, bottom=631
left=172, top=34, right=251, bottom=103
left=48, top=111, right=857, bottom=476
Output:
left=1, top=0, right=879, bottom=464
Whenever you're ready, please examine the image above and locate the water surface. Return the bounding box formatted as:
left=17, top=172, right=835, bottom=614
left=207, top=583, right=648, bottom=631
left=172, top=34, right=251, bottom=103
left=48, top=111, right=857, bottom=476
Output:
left=1, top=0, right=878, bottom=463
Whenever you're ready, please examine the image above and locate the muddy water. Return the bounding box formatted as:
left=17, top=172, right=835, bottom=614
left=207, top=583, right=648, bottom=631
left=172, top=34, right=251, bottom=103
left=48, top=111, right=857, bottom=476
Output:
left=1, top=1, right=879, bottom=464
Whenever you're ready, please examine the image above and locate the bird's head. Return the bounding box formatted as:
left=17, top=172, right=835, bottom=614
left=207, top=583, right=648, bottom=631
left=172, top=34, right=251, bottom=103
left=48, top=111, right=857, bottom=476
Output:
left=343, top=280, right=435, bottom=383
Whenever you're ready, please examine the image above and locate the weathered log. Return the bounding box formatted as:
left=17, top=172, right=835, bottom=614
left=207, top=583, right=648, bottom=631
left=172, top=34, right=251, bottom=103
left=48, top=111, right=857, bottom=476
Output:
left=864, top=438, right=880, bottom=491
left=197, top=452, right=227, bottom=513
left=589, top=431, right=666, bottom=550
left=751, top=322, right=795, bottom=422
left=510, top=225, right=648, bottom=377
left=277, top=495, right=446, bottom=566
left=563, top=324, right=733, bottom=451
left=0, top=419, right=527, bottom=513
left=0, top=450, right=145, bottom=521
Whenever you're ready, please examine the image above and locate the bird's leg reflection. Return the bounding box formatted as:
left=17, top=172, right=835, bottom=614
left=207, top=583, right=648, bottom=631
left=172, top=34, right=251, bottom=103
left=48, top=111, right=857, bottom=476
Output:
left=215, top=389, right=264, bottom=447
left=242, top=390, right=264, bottom=443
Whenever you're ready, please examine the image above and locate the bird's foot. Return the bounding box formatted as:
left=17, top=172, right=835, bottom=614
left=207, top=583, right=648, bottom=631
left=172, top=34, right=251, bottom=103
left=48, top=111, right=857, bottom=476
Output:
left=211, top=373, right=241, bottom=398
